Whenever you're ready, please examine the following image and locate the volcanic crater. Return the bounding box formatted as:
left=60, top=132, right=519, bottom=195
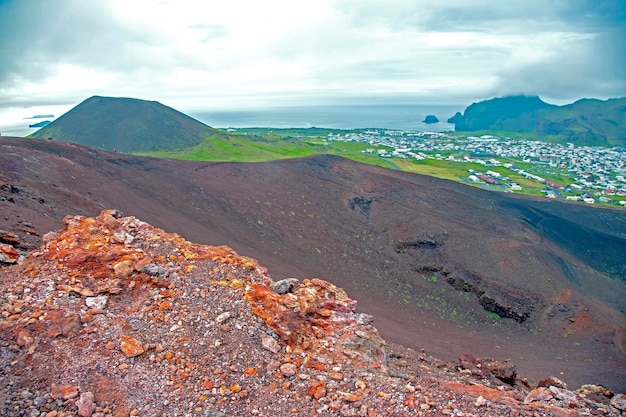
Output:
left=1, top=136, right=625, bottom=393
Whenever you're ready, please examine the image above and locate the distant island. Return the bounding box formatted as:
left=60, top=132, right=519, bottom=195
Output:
left=28, top=120, right=51, bottom=128
left=25, top=114, right=54, bottom=119
left=422, top=115, right=439, bottom=124
left=448, top=95, right=626, bottom=146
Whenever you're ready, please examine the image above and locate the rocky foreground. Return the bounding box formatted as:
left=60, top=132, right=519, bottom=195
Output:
left=0, top=210, right=624, bottom=417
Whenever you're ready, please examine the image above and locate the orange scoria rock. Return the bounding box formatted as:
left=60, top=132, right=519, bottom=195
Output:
left=0, top=209, right=623, bottom=417
left=120, top=335, right=144, bottom=357
left=0, top=242, right=20, bottom=264
left=244, top=278, right=387, bottom=371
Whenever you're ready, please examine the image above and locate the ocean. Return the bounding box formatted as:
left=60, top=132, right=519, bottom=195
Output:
left=0, top=104, right=463, bottom=137
left=189, top=104, right=462, bottom=132
left=0, top=103, right=74, bottom=138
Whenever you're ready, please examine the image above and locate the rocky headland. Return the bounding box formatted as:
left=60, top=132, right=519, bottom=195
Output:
left=449, top=95, right=626, bottom=146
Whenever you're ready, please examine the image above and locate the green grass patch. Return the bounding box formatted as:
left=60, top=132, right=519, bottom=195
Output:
left=392, top=158, right=475, bottom=181
left=136, top=133, right=319, bottom=162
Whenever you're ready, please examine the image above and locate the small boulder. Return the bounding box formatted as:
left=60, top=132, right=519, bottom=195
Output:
left=120, top=335, right=144, bottom=357
left=86, top=295, right=108, bottom=310
left=0, top=230, right=20, bottom=246
left=15, top=329, right=34, bottom=347
left=113, top=259, right=135, bottom=278
left=270, top=278, right=299, bottom=294
left=280, top=362, right=297, bottom=376
left=307, top=381, right=327, bottom=400
left=77, top=391, right=97, bottom=417
left=578, top=384, right=613, bottom=405
left=611, top=393, right=626, bottom=411
left=537, top=375, right=567, bottom=389
left=483, top=359, right=517, bottom=384
left=524, top=387, right=553, bottom=404
left=215, top=311, right=231, bottom=324
left=261, top=334, right=281, bottom=353
left=140, top=263, right=169, bottom=278
left=0, top=243, right=20, bottom=264
left=51, top=384, right=79, bottom=400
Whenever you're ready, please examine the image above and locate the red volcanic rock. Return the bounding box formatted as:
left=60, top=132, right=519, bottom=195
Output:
left=611, top=393, right=626, bottom=411
left=524, top=387, right=554, bottom=403
left=51, top=384, right=79, bottom=400
left=0, top=242, right=20, bottom=263
left=245, top=278, right=387, bottom=371
left=459, top=353, right=517, bottom=385
left=77, top=391, right=97, bottom=417
left=279, top=362, right=297, bottom=376
left=15, top=328, right=34, bottom=347
left=120, top=335, right=144, bottom=357
left=0, top=230, right=20, bottom=246
left=0, top=210, right=623, bottom=416
left=538, top=375, right=568, bottom=389
left=307, top=380, right=327, bottom=400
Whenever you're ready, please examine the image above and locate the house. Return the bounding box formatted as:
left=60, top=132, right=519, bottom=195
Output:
left=546, top=180, right=564, bottom=189
left=479, top=175, right=497, bottom=185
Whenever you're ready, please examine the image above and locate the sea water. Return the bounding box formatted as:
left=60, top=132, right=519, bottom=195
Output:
left=0, top=104, right=74, bottom=137
left=0, top=104, right=463, bottom=137
left=189, top=104, right=462, bottom=132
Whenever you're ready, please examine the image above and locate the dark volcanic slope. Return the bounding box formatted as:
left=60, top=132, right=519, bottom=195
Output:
left=1, top=136, right=625, bottom=391
left=30, top=96, right=226, bottom=153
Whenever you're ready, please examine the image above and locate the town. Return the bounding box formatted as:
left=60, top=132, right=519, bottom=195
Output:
left=325, top=130, right=626, bottom=206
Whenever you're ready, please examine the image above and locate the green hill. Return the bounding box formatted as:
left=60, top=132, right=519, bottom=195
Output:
left=453, top=95, right=555, bottom=132
left=451, top=95, right=626, bottom=146
left=30, top=96, right=228, bottom=153
left=535, top=98, right=626, bottom=146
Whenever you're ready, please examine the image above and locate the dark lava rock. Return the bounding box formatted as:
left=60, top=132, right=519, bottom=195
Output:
left=423, top=115, right=439, bottom=124
left=459, top=353, right=517, bottom=385
left=140, top=263, right=169, bottom=278
left=348, top=196, right=373, bottom=217
left=446, top=271, right=535, bottom=322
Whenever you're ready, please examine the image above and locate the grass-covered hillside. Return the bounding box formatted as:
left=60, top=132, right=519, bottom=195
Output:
left=138, top=127, right=407, bottom=171
left=137, top=128, right=319, bottom=162
left=535, top=97, right=626, bottom=146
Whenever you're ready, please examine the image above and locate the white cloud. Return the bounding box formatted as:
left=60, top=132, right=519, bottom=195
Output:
left=0, top=0, right=623, bottom=114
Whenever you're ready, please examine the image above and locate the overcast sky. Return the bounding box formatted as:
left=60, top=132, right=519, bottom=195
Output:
left=0, top=0, right=624, bottom=113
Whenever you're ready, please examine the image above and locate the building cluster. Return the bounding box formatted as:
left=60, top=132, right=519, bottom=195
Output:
left=326, top=131, right=626, bottom=205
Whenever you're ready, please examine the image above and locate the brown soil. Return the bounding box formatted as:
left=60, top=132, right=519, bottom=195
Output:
left=1, top=136, right=625, bottom=393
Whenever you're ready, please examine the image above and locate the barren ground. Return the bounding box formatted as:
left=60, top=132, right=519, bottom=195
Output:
left=1, top=136, right=625, bottom=392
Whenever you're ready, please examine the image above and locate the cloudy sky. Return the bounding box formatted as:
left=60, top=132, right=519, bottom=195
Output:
left=0, top=0, right=624, bottom=116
